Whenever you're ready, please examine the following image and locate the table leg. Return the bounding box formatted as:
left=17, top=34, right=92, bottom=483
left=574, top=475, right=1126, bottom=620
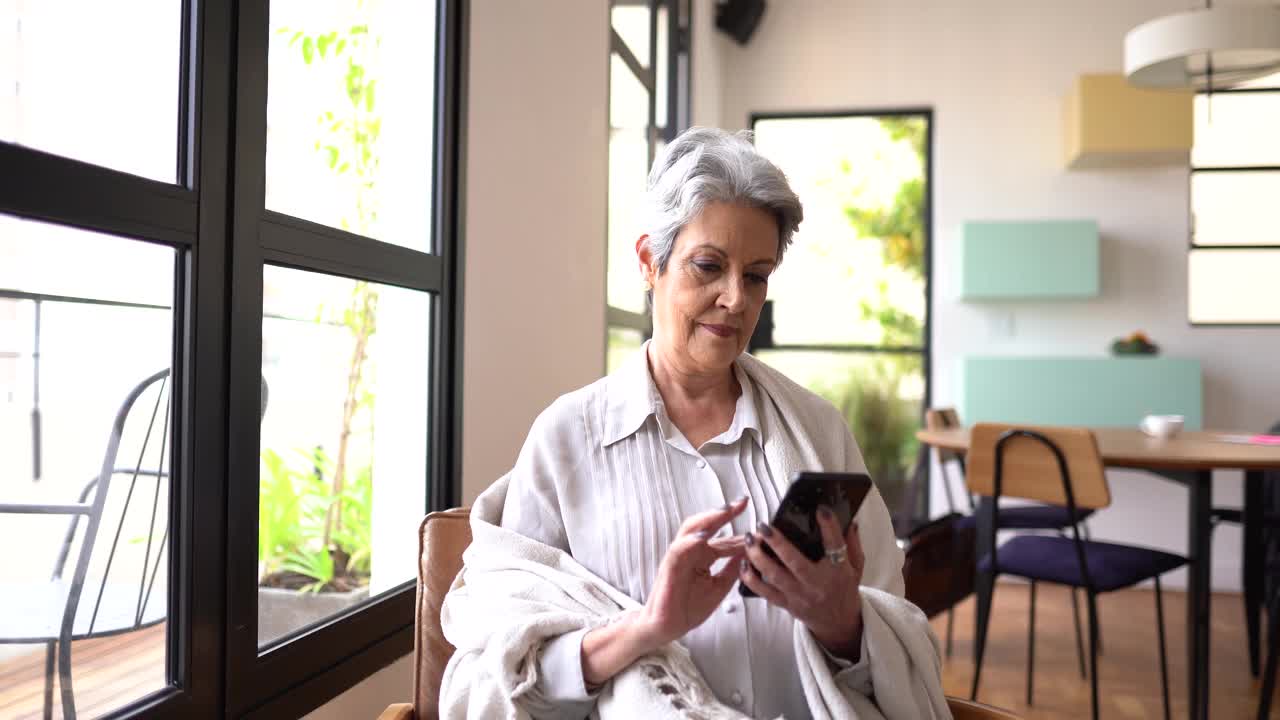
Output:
left=1187, top=471, right=1212, bottom=720
left=1243, top=470, right=1264, bottom=677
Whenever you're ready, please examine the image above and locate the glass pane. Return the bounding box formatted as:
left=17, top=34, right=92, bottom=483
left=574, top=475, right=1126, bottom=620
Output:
left=0, top=216, right=174, bottom=306
left=1191, top=171, right=1280, bottom=246
left=754, top=350, right=924, bottom=520
left=0, top=216, right=175, bottom=717
left=754, top=116, right=928, bottom=348
left=258, top=265, right=430, bottom=648
left=265, top=0, right=437, bottom=249
left=608, top=54, right=651, bottom=314
left=607, top=326, right=645, bottom=375
left=1192, top=91, right=1280, bottom=167
left=610, top=54, right=650, bottom=131
left=611, top=5, right=651, bottom=67
left=0, top=1, right=182, bottom=182
left=1189, top=249, right=1280, bottom=324
left=655, top=5, right=669, bottom=127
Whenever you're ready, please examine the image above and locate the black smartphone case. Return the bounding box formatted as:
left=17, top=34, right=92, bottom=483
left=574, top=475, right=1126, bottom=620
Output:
left=740, top=471, right=873, bottom=598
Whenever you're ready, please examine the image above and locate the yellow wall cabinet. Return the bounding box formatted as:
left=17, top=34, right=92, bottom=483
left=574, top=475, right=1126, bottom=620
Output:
left=1064, top=74, right=1193, bottom=169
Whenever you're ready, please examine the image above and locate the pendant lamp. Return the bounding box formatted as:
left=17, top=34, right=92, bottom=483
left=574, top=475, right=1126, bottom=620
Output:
left=1125, top=4, right=1280, bottom=89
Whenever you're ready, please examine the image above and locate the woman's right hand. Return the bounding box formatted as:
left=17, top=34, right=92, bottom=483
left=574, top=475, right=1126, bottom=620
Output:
left=581, top=497, right=749, bottom=686
left=634, top=496, right=750, bottom=648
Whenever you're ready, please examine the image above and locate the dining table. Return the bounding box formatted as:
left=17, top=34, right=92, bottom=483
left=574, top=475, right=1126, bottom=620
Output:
left=915, top=425, right=1280, bottom=720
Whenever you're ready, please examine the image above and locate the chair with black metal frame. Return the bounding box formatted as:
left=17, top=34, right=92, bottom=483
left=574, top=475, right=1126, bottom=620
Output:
left=1257, top=511, right=1280, bottom=720
left=0, top=370, right=178, bottom=720
left=1208, top=418, right=1280, bottom=679
left=966, top=423, right=1186, bottom=720
left=925, top=408, right=1093, bottom=673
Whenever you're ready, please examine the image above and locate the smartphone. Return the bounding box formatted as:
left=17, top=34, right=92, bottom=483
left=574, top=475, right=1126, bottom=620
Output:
left=740, top=471, right=874, bottom=598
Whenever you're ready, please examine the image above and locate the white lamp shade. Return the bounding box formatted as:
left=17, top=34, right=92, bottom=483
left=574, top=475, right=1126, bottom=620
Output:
left=1125, top=6, right=1280, bottom=89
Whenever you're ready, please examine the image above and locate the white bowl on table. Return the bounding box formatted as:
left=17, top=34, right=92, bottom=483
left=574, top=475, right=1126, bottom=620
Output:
left=1140, top=414, right=1184, bottom=439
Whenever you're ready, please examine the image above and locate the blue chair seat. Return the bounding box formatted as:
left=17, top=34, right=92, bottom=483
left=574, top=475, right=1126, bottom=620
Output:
left=956, top=504, right=1094, bottom=531
left=980, top=535, right=1186, bottom=593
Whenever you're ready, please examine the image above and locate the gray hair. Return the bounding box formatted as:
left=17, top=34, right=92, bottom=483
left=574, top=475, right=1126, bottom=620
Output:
left=642, top=127, right=803, bottom=276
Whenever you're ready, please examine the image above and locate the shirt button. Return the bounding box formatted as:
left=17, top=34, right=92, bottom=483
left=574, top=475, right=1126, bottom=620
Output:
left=725, top=603, right=738, bottom=614
left=731, top=691, right=744, bottom=706
left=696, top=459, right=706, bottom=469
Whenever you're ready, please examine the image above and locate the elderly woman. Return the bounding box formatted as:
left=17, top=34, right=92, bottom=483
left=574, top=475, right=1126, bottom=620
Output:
left=440, top=128, right=945, bottom=720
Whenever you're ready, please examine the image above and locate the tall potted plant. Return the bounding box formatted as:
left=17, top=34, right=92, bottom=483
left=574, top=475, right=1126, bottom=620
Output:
left=257, top=12, right=383, bottom=646
left=819, top=361, right=920, bottom=519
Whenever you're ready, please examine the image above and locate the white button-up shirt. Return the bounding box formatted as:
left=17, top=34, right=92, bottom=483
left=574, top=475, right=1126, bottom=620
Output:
left=502, top=345, right=870, bottom=719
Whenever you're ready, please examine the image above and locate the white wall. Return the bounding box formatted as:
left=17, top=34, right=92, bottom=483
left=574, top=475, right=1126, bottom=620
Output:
left=713, top=0, right=1280, bottom=591
left=310, top=0, right=608, bottom=715
left=460, top=0, right=609, bottom=502
left=690, top=0, right=729, bottom=128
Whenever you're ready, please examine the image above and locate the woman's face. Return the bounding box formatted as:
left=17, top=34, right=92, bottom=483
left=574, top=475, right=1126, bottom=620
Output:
left=640, top=201, right=780, bottom=375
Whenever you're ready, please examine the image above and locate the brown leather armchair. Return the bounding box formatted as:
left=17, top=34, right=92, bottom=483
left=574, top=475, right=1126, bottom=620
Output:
left=377, top=507, right=1020, bottom=720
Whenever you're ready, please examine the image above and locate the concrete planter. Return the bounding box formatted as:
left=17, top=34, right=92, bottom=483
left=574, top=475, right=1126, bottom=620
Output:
left=257, top=585, right=370, bottom=646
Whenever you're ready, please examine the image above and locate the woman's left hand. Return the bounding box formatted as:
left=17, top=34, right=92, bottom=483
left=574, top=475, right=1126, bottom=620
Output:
left=739, top=505, right=865, bottom=660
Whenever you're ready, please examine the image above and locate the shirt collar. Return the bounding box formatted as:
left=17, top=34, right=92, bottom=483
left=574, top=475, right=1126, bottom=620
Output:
left=602, top=341, right=663, bottom=446
left=602, top=341, right=763, bottom=448
left=717, top=361, right=763, bottom=447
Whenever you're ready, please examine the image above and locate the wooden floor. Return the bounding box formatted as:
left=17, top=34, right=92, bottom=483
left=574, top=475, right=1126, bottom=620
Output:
left=0, top=624, right=166, bottom=720
left=0, top=587, right=1274, bottom=719
left=933, top=582, right=1277, bottom=719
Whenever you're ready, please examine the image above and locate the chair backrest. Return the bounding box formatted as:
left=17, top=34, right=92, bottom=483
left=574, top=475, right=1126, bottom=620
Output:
left=57, top=369, right=172, bottom=640
left=966, top=423, right=1111, bottom=510
left=414, top=507, right=471, bottom=720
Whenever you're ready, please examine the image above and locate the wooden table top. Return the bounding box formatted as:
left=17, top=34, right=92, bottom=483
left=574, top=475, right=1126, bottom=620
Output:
left=916, top=427, right=1280, bottom=472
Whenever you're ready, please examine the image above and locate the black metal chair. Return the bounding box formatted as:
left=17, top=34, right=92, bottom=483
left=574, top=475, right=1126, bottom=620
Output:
left=1209, top=419, right=1280, bottom=679
left=1248, top=431, right=1280, bottom=720
left=967, top=423, right=1186, bottom=720
left=0, top=370, right=171, bottom=720
left=1259, top=526, right=1280, bottom=719
left=926, top=408, right=1093, bottom=674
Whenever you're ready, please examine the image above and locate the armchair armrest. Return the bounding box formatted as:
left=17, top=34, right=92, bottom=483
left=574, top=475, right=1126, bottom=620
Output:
left=0, top=474, right=100, bottom=517
left=376, top=703, right=415, bottom=720
left=0, top=502, right=92, bottom=515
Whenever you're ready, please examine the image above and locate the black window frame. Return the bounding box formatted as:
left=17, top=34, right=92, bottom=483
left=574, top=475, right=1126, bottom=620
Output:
left=1188, top=80, right=1280, bottom=328
left=747, top=108, right=935, bottom=527
left=0, top=0, right=466, bottom=716
left=605, top=0, right=691, bottom=352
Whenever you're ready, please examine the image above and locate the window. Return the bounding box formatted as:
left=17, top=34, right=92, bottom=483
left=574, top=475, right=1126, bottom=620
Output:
left=254, top=0, right=437, bottom=653
left=0, top=1, right=183, bottom=182
left=751, top=112, right=933, bottom=526
left=0, top=219, right=176, bottom=719
left=1189, top=72, right=1280, bottom=325
left=257, top=268, right=431, bottom=648
left=606, top=0, right=691, bottom=371
left=0, top=1, right=463, bottom=718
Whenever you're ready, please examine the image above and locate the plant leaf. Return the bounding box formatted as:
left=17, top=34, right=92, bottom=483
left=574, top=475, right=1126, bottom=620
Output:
left=317, top=32, right=335, bottom=58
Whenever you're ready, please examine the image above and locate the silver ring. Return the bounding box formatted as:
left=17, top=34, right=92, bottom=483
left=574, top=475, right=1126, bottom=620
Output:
left=826, top=544, right=849, bottom=566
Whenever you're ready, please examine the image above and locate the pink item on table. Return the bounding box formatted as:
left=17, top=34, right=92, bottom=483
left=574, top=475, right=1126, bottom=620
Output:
left=1214, top=434, right=1280, bottom=446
